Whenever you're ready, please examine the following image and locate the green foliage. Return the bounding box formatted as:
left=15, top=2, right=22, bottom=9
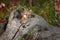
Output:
left=31, top=0, right=58, bottom=26
left=0, top=0, right=58, bottom=26
left=20, top=37, right=25, bottom=40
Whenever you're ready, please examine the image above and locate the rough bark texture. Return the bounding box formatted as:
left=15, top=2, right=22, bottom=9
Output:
left=0, top=10, right=60, bottom=40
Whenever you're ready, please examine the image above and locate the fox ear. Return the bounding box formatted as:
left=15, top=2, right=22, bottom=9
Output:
left=22, top=9, right=28, bottom=14
left=28, top=9, right=32, bottom=13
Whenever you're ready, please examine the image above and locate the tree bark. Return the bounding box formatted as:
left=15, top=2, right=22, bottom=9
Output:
left=0, top=10, right=56, bottom=40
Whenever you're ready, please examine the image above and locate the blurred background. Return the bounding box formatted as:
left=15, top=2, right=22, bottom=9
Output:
left=0, top=0, right=59, bottom=26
